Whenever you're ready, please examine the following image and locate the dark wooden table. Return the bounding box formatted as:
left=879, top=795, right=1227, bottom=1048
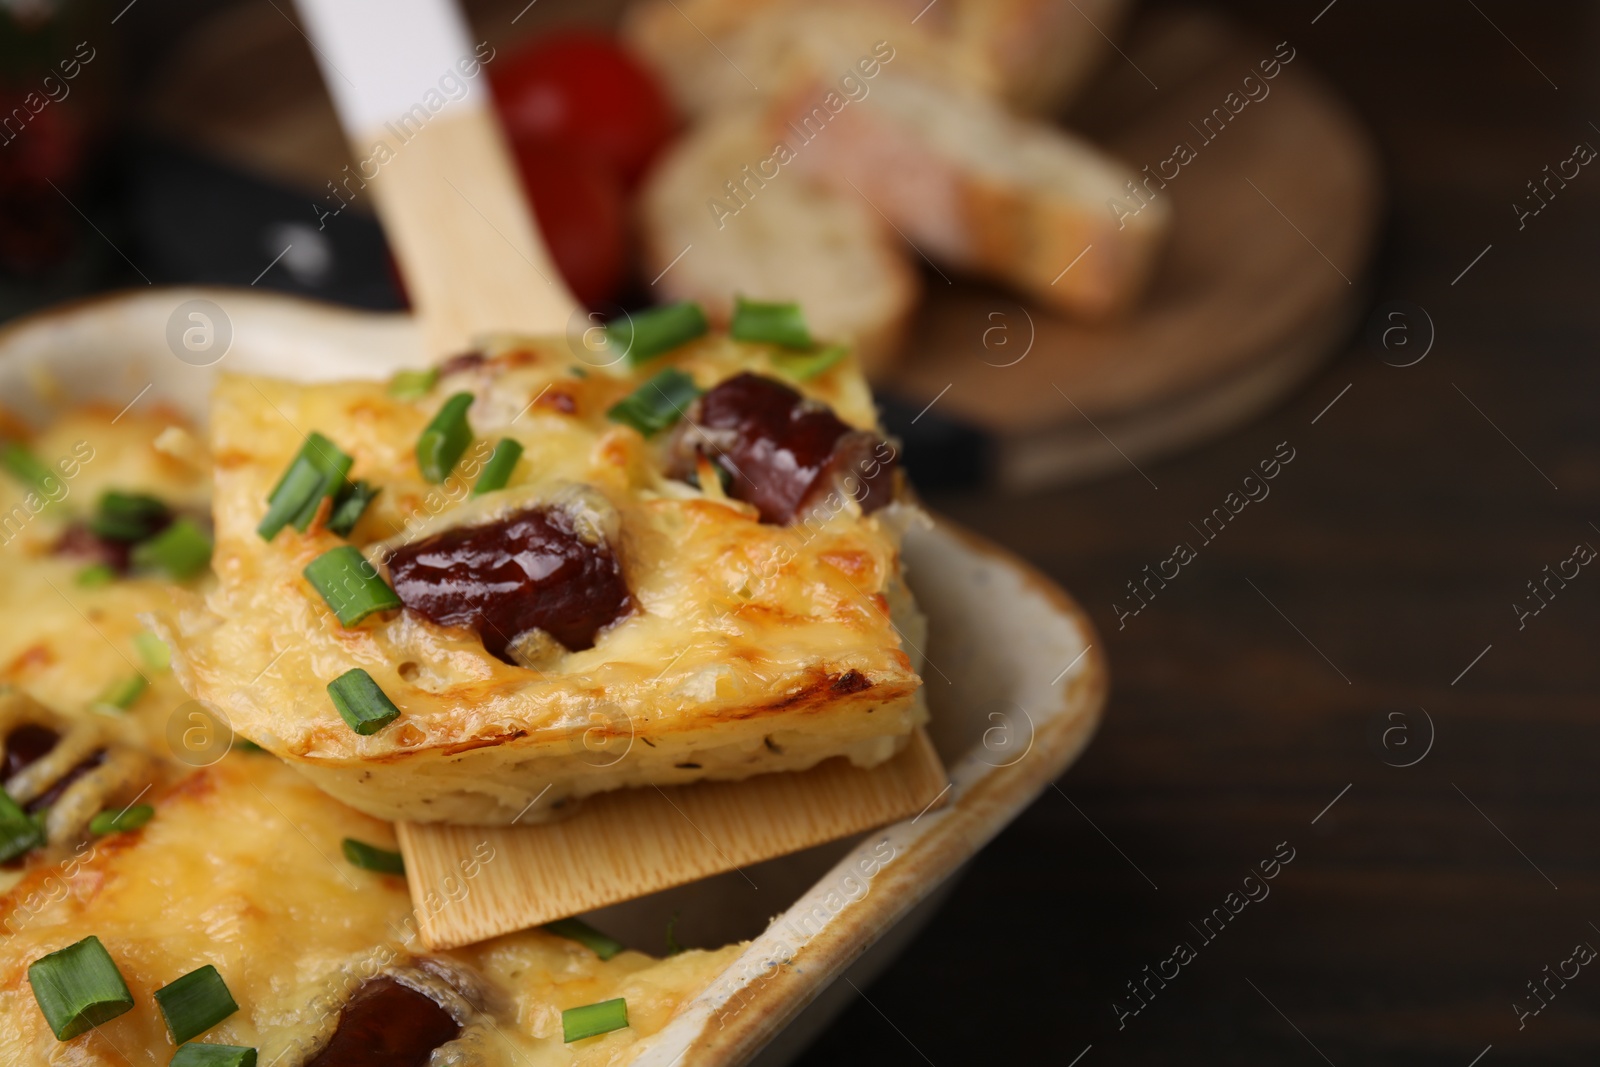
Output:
left=21, top=0, right=1592, bottom=1060
left=798, top=2, right=1600, bottom=1064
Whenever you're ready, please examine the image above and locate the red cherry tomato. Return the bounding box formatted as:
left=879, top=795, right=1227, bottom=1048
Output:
left=509, top=137, right=627, bottom=307
left=491, top=30, right=675, bottom=187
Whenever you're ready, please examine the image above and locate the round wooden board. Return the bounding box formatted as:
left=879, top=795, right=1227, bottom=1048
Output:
left=883, top=8, right=1383, bottom=491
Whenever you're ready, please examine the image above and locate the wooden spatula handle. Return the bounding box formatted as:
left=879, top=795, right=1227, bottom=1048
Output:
left=293, top=0, right=579, bottom=355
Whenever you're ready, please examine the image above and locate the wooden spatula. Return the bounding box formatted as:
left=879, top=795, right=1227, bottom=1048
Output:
left=292, top=0, right=947, bottom=950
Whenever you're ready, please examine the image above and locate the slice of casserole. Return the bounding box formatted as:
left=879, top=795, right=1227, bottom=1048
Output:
left=158, top=310, right=927, bottom=824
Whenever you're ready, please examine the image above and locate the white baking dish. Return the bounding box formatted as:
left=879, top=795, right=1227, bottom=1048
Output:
left=0, top=287, right=1106, bottom=1065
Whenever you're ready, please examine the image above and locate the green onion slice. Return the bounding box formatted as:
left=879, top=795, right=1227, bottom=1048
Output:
left=416, top=392, right=475, bottom=483
left=606, top=302, right=708, bottom=366
left=343, top=837, right=405, bottom=874
left=471, top=439, right=524, bottom=497
left=772, top=343, right=849, bottom=381
left=388, top=367, right=440, bottom=400
left=131, top=518, right=213, bottom=581
left=233, top=739, right=265, bottom=754
left=325, top=480, right=380, bottom=538
left=90, top=804, right=154, bottom=836
left=94, top=674, right=147, bottom=711
left=76, top=564, right=116, bottom=588
left=171, top=1044, right=258, bottom=1067
left=89, top=491, right=171, bottom=542
left=0, top=788, right=29, bottom=821
left=326, top=668, right=402, bottom=735
left=606, top=368, right=701, bottom=437
left=134, top=631, right=170, bottom=672
left=290, top=436, right=354, bottom=531
left=731, top=296, right=814, bottom=349
left=255, top=457, right=322, bottom=541
left=303, top=546, right=401, bottom=627
left=27, top=935, right=135, bottom=1040
left=0, top=818, right=44, bottom=863
left=155, top=964, right=239, bottom=1044
left=0, top=787, right=46, bottom=862
left=0, top=441, right=63, bottom=498
left=544, top=918, right=625, bottom=961
left=257, top=433, right=354, bottom=540
left=562, top=997, right=629, bottom=1043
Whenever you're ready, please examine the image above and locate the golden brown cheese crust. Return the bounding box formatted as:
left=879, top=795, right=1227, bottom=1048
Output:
left=160, top=337, right=926, bottom=823
left=0, top=756, right=741, bottom=1065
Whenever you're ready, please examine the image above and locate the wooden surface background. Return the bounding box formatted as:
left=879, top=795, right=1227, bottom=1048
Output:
left=794, top=2, right=1600, bottom=1064
left=29, top=0, right=1598, bottom=1061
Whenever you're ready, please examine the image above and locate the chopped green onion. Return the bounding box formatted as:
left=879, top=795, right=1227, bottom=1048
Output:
left=0, top=441, right=62, bottom=498
left=606, top=368, right=701, bottom=437
left=731, top=297, right=813, bottom=348
left=1, top=789, right=29, bottom=820
left=154, top=964, right=238, bottom=1044
left=90, top=804, right=154, bottom=836
left=562, top=997, right=629, bottom=1043
left=664, top=910, right=684, bottom=956
left=415, top=392, right=475, bottom=483
left=268, top=431, right=353, bottom=534
left=0, top=790, right=36, bottom=825
left=76, top=564, right=116, bottom=588
left=257, top=433, right=354, bottom=540
left=325, top=480, right=380, bottom=537
left=772, top=343, right=849, bottom=381
left=0, top=787, right=45, bottom=862
left=292, top=436, right=354, bottom=531
left=94, top=674, right=147, bottom=711
left=233, top=739, right=265, bottom=754
left=388, top=367, right=439, bottom=400
left=343, top=837, right=405, bottom=874
left=171, top=1044, right=258, bottom=1067
left=471, top=439, right=524, bottom=497
left=544, top=918, right=625, bottom=961
left=255, top=457, right=322, bottom=541
left=606, top=302, right=708, bottom=366
left=27, top=935, right=135, bottom=1040
left=326, top=668, right=402, bottom=735
left=131, top=518, right=213, bottom=581
left=134, top=631, right=170, bottom=672
left=571, top=366, right=588, bottom=379
left=88, top=491, right=171, bottom=542
left=0, top=819, right=44, bottom=862
left=303, top=546, right=401, bottom=627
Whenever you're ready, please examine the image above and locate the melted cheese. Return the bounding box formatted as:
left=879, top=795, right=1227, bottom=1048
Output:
left=161, top=337, right=926, bottom=823
left=0, top=407, right=743, bottom=1064
left=0, top=755, right=740, bottom=1065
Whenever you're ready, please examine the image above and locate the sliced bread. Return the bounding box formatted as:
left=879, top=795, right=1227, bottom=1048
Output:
left=638, top=106, right=920, bottom=374
left=773, top=72, right=1171, bottom=319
